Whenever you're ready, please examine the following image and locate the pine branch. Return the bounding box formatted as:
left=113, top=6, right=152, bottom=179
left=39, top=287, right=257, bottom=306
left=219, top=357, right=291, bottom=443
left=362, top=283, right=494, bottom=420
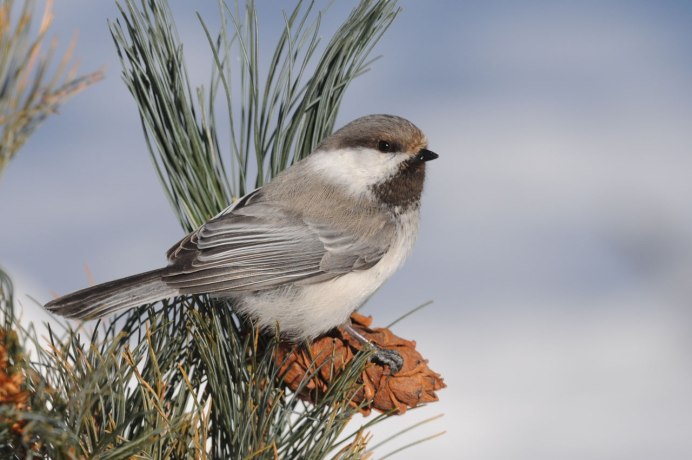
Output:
left=0, top=0, right=103, bottom=179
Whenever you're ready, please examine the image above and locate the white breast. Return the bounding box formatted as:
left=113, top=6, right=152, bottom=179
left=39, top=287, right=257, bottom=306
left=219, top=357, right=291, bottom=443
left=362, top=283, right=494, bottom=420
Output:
left=233, top=209, right=421, bottom=340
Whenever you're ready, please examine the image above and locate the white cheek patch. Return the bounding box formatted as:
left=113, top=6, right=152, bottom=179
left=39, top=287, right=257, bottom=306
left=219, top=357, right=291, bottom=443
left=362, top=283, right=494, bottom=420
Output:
left=307, top=148, right=408, bottom=198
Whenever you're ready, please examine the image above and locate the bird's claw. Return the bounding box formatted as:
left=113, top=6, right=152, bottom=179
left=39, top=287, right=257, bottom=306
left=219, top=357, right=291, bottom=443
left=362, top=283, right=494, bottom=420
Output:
left=372, top=346, right=403, bottom=374
left=343, top=323, right=403, bottom=373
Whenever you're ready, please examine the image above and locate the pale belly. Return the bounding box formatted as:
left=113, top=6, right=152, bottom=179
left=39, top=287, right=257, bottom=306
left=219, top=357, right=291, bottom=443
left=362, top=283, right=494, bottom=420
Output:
left=229, top=210, right=420, bottom=340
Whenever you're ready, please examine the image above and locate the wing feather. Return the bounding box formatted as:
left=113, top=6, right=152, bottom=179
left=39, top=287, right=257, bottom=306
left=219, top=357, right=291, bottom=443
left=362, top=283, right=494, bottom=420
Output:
left=162, top=189, right=393, bottom=293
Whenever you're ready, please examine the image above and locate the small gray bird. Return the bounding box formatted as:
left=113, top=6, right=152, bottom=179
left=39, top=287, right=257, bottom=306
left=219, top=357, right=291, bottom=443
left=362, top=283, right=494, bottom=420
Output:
left=45, top=114, right=438, bottom=370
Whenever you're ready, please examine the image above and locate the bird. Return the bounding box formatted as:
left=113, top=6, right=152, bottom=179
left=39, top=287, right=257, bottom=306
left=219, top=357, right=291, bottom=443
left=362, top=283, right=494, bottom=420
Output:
left=45, top=114, right=438, bottom=371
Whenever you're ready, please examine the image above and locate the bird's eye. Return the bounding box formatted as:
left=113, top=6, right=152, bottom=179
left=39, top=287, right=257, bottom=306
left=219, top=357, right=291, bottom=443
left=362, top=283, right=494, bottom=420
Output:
left=378, top=140, right=392, bottom=153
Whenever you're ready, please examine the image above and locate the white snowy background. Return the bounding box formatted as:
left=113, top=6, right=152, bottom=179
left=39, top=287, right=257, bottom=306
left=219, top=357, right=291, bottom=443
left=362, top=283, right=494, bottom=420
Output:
left=2, top=1, right=692, bottom=459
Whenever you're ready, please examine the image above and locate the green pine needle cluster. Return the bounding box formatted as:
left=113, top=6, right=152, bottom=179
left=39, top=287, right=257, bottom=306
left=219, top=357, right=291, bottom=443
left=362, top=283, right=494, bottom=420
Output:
left=111, top=0, right=399, bottom=231
left=1, top=293, right=389, bottom=458
left=0, top=0, right=102, bottom=179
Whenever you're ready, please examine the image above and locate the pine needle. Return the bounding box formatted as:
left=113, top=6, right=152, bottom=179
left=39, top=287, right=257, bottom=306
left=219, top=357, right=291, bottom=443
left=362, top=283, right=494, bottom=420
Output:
left=0, top=0, right=102, bottom=178
left=376, top=430, right=447, bottom=460
left=366, top=413, right=445, bottom=452
left=386, top=300, right=434, bottom=328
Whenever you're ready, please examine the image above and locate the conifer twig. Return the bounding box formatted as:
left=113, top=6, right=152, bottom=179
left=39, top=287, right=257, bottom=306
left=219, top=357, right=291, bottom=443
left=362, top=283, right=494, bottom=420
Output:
left=0, top=0, right=102, bottom=178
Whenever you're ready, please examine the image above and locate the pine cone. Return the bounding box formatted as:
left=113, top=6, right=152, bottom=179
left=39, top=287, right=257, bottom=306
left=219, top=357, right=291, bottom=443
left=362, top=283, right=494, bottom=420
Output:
left=0, top=328, right=30, bottom=436
left=275, top=313, right=445, bottom=415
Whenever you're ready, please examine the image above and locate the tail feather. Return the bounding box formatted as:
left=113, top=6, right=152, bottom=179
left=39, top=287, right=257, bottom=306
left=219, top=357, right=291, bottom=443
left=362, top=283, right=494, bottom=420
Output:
left=45, top=268, right=176, bottom=320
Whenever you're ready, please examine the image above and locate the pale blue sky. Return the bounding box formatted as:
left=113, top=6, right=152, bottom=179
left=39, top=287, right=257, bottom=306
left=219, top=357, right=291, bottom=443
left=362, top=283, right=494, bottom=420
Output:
left=2, top=1, right=692, bottom=458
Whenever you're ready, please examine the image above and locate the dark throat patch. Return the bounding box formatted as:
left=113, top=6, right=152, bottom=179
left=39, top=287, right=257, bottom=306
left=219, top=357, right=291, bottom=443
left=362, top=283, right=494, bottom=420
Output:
left=371, top=159, right=425, bottom=211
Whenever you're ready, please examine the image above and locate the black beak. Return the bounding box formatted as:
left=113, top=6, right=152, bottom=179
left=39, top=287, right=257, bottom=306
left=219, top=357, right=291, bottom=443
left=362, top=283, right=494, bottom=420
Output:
left=416, top=148, right=439, bottom=162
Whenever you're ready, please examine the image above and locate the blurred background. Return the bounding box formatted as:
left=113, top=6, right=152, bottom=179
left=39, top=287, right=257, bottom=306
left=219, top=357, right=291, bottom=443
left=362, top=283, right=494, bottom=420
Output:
left=2, top=1, right=692, bottom=458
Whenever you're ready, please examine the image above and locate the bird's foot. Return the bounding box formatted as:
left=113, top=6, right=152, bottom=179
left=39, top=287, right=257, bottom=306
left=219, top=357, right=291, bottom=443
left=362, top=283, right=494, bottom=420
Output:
left=371, top=346, right=403, bottom=374
left=344, top=323, right=403, bottom=374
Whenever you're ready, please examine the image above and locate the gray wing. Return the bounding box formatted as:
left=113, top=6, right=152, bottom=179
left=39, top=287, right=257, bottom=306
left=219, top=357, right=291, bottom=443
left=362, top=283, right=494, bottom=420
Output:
left=161, top=191, right=391, bottom=293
